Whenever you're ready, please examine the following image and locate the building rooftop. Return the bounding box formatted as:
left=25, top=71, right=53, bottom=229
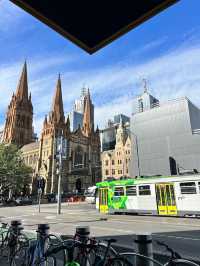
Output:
left=21, top=141, right=39, bottom=152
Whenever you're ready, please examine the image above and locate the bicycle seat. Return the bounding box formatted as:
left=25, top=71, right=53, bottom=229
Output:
left=104, top=238, right=117, bottom=243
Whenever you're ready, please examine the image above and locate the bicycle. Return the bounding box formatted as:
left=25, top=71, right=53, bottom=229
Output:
left=0, top=220, right=30, bottom=266
left=156, top=241, right=200, bottom=266
left=72, top=226, right=117, bottom=265
left=43, top=239, right=132, bottom=266
left=27, top=223, right=64, bottom=266
left=0, top=222, right=9, bottom=248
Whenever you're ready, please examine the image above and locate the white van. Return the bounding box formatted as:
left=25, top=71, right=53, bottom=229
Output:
left=84, top=186, right=97, bottom=204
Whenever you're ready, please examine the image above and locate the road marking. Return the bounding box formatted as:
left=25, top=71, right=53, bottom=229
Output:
left=109, top=218, right=200, bottom=228
left=90, top=225, right=133, bottom=234
left=1, top=214, right=31, bottom=220
left=154, top=234, right=200, bottom=241
left=45, top=216, right=57, bottom=219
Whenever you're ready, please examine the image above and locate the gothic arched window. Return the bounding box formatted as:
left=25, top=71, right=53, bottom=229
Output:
left=74, top=146, right=83, bottom=168
left=29, top=155, right=33, bottom=165
left=27, top=117, right=30, bottom=129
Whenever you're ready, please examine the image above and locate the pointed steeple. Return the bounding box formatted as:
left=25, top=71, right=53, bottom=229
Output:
left=82, top=88, right=94, bottom=136
left=66, top=115, right=70, bottom=132
left=16, top=61, right=29, bottom=100
left=3, top=62, right=33, bottom=147
left=51, top=74, right=65, bottom=124
left=96, top=125, right=99, bottom=133
left=44, top=115, right=47, bottom=125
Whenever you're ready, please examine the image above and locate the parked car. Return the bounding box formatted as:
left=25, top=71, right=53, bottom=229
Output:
left=15, top=196, right=33, bottom=206
left=44, top=193, right=56, bottom=203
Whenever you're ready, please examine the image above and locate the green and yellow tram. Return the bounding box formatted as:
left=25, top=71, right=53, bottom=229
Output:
left=96, top=175, right=200, bottom=216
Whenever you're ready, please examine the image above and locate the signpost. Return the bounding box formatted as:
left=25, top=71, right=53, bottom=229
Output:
left=56, top=130, right=67, bottom=215
left=37, top=176, right=46, bottom=213
left=38, top=188, right=42, bottom=213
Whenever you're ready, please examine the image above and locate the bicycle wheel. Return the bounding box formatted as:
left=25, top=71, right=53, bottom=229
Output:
left=85, top=242, right=118, bottom=266
left=46, top=235, right=65, bottom=265
left=0, top=230, right=10, bottom=258
left=165, top=259, right=200, bottom=266
left=33, top=255, right=57, bottom=266
left=119, top=252, right=163, bottom=266
left=44, top=256, right=57, bottom=266
left=10, top=234, right=30, bottom=266
left=0, top=232, right=7, bottom=256
left=107, top=257, right=132, bottom=266
left=92, top=242, right=117, bottom=261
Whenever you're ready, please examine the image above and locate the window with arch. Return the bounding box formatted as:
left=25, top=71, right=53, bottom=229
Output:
left=29, top=155, right=33, bottom=165
left=74, top=146, right=83, bottom=168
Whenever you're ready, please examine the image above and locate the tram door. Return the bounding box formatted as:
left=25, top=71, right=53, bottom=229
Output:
left=156, top=183, right=177, bottom=215
left=99, top=188, right=109, bottom=213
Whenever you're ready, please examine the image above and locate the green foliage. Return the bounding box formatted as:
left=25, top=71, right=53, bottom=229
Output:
left=0, top=143, right=32, bottom=196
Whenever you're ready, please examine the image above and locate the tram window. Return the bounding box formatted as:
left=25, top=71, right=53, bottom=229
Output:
left=180, top=182, right=197, bottom=194
left=156, top=186, right=161, bottom=205
left=114, top=187, right=124, bottom=196
left=166, top=185, right=171, bottom=204
left=126, top=186, right=137, bottom=196
left=139, top=185, right=151, bottom=196
left=170, top=185, right=176, bottom=205
left=160, top=186, right=166, bottom=205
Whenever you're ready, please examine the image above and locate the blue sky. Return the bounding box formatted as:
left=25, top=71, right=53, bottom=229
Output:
left=0, top=0, right=200, bottom=135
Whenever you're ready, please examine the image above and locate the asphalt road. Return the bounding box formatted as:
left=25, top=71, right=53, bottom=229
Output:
left=0, top=202, right=200, bottom=264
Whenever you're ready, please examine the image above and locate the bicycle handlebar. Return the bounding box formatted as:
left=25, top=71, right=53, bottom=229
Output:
left=45, top=239, right=96, bottom=257
left=156, top=240, right=182, bottom=259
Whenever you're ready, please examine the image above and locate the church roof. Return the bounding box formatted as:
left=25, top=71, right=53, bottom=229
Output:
left=21, top=141, right=39, bottom=152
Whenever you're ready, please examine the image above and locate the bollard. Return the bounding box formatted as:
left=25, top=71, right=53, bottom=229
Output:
left=134, top=234, right=153, bottom=266
left=37, top=224, right=50, bottom=238
left=11, top=220, right=22, bottom=234
left=75, top=226, right=90, bottom=265
left=37, top=224, right=50, bottom=234
left=75, top=226, right=90, bottom=244
left=11, top=220, right=22, bottom=227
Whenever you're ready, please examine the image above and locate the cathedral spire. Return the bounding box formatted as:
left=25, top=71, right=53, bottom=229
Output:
left=16, top=61, right=29, bottom=100
left=82, top=89, right=94, bottom=136
left=66, top=115, right=70, bottom=132
left=51, top=74, right=65, bottom=124
left=2, top=62, right=33, bottom=147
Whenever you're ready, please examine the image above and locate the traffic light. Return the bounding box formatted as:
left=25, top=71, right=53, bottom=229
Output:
left=37, top=177, right=46, bottom=193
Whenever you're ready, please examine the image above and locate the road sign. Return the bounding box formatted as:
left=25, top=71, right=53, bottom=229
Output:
left=37, top=177, right=46, bottom=193
left=56, top=137, right=68, bottom=159
left=10, top=0, right=179, bottom=54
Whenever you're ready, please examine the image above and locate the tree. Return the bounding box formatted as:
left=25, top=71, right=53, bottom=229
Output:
left=0, top=144, right=32, bottom=199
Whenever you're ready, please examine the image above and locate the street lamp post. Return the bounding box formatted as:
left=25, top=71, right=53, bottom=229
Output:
left=57, top=130, right=64, bottom=215
left=51, top=129, right=56, bottom=193
left=129, top=130, right=141, bottom=177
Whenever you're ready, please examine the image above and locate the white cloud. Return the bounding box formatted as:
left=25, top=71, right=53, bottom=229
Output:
left=0, top=0, right=24, bottom=32
left=1, top=35, right=200, bottom=135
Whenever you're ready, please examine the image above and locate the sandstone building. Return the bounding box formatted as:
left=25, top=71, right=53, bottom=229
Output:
left=101, top=121, right=131, bottom=180
left=3, top=63, right=101, bottom=194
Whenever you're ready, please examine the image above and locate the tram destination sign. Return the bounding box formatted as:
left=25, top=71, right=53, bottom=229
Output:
left=10, top=0, right=179, bottom=54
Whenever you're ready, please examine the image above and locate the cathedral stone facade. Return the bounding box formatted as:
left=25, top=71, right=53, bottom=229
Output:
left=3, top=63, right=101, bottom=194
left=3, top=62, right=34, bottom=147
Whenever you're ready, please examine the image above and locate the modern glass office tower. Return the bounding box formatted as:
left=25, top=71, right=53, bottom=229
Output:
left=101, top=114, right=130, bottom=152
left=68, top=88, right=94, bottom=132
